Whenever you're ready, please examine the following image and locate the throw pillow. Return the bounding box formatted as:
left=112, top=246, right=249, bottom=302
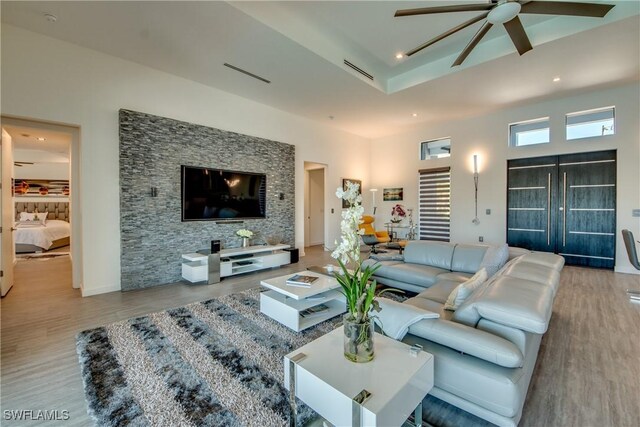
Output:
left=444, top=268, right=488, bottom=311
left=19, top=212, right=36, bottom=222
left=479, top=243, right=509, bottom=277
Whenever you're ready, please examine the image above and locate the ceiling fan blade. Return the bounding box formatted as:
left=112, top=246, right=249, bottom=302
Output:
left=452, top=22, right=493, bottom=67
left=503, top=16, right=533, bottom=55
left=406, top=12, right=490, bottom=56
left=395, top=3, right=493, bottom=17
left=520, top=1, right=614, bottom=17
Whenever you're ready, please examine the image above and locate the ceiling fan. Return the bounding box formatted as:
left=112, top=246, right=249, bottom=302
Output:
left=395, top=0, right=615, bottom=67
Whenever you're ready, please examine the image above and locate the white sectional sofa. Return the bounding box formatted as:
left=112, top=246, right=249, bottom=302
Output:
left=364, top=241, right=564, bottom=427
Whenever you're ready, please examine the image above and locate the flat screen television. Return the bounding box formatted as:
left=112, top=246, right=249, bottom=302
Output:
left=181, top=166, right=267, bottom=221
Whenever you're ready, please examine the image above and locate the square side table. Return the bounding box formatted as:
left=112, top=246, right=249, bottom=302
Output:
left=284, top=327, right=434, bottom=426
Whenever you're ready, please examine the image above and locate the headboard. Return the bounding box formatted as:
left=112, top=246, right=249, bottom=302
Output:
left=15, top=202, right=70, bottom=222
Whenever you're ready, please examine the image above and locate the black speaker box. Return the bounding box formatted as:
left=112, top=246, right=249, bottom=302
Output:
left=211, top=240, right=221, bottom=254
left=285, top=248, right=299, bottom=264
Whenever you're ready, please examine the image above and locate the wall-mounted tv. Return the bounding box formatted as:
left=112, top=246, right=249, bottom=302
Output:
left=181, top=166, right=267, bottom=221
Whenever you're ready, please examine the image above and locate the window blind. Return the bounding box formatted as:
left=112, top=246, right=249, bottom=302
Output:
left=418, top=167, right=451, bottom=242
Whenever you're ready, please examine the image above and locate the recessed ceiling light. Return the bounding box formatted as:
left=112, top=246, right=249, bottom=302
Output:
left=553, top=76, right=561, bottom=82
left=37, top=137, right=46, bottom=141
left=395, top=53, right=404, bottom=60
left=412, top=113, right=418, bottom=117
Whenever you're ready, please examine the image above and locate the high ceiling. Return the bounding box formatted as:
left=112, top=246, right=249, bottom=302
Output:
left=2, top=1, right=639, bottom=138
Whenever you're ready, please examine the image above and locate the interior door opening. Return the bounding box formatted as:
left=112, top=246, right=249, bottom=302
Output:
left=304, top=162, right=326, bottom=249
left=1, top=116, right=81, bottom=295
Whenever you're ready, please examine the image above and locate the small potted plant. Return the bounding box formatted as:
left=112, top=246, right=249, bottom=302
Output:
left=236, top=229, right=253, bottom=248
left=333, top=181, right=381, bottom=363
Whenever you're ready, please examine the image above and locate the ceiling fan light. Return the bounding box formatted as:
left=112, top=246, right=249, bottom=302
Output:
left=487, top=1, right=521, bottom=24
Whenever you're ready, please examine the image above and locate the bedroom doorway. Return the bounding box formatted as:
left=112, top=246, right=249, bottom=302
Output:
left=1, top=129, right=15, bottom=296
left=1, top=116, right=81, bottom=292
left=304, top=162, right=327, bottom=249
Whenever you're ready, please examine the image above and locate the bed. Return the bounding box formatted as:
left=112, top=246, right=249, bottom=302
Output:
left=14, top=201, right=70, bottom=253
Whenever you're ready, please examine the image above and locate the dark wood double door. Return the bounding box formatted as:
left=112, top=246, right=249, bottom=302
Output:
left=507, top=150, right=616, bottom=269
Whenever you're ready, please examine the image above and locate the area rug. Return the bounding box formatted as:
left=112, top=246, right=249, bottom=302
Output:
left=76, top=288, right=493, bottom=427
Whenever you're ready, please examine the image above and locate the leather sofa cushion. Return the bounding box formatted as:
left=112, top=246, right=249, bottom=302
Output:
left=519, top=251, right=565, bottom=271
left=404, top=295, right=453, bottom=321
left=473, top=276, right=555, bottom=334
left=361, top=258, right=403, bottom=272
left=451, top=244, right=488, bottom=274
left=408, top=318, right=524, bottom=368
left=437, top=271, right=472, bottom=282
left=502, top=261, right=561, bottom=295
left=404, top=241, right=455, bottom=270
left=416, top=279, right=461, bottom=304
left=402, top=333, right=540, bottom=418
left=376, top=263, right=447, bottom=288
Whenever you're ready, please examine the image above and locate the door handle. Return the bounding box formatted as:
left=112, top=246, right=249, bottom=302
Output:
left=563, top=172, right=567, bottom=246
left=547, top=173, right=551, bottom=246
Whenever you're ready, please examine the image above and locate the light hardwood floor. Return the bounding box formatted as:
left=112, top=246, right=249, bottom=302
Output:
left=1, top=247, right=639, bottom=426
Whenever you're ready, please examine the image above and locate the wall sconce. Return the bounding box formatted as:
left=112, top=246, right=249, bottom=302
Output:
left=370, top=188, right=378, bottom=214
left=472, top=155, right=480, bottom=225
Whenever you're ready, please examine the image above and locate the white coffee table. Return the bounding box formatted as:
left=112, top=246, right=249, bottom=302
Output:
left=284, top=327, right=434, bottom=426
left=260, top=270, right=346, bottom=332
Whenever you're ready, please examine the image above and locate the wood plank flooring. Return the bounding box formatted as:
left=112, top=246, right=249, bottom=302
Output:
left=1, top=247, right=639, bottom=426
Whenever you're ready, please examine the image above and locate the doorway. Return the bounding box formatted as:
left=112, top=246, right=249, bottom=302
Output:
left=304, top=162, right=326, bottom=248
left=1, top=116, right=81, bottom=295
left=507, top=150, right=616, bottom=268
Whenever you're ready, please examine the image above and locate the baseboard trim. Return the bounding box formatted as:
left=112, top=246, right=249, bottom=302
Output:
left=81, top=283, right=121, bottom=297
left=615, top=266, right=640, bottom=275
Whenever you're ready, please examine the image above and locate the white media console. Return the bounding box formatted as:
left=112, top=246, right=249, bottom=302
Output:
left=181, top=244, right=291, bottom=283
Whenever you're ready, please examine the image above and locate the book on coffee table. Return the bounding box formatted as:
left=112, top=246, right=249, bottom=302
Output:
left=300, top=304, right=330, bottom=318
left=286, top=274, right=319, bottom=287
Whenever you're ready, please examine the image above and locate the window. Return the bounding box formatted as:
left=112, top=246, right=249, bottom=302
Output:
left=509, top=118, right=550, bottom=147
left=420, top=138, right=451, bottom=160
left=418, top=167, right=450, bottom=242
left=566, top=106, right=615, bottom=140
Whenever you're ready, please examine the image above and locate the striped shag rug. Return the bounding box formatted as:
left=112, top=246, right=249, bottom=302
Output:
left=76, top=288, right=492, bottom=427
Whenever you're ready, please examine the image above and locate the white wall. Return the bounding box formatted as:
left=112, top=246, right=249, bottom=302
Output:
left=370, top=83, right=640, bottom=273
left=13, top=161, right=69, bottom=180
left=1, top=25, right=371, bottom=295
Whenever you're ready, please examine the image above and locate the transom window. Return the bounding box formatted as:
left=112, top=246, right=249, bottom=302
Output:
left=509, top=118, right=550, bottom=147
left=566, top=106, right=615, bottom=140
left=420, top=137, right=451, bottom=160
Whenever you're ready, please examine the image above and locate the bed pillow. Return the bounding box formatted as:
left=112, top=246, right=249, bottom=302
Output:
left=35, top=212, right=48, bottom=225
left=19, top=212, right=36, bottom=222
left=444, top=268, right=488, bottom=311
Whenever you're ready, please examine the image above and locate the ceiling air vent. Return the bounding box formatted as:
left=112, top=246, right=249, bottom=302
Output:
left=223, top=63, right=271, bottom=84
left=343, top=59, right=374, bottom=81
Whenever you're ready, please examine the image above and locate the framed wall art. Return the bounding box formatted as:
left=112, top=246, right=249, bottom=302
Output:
left=383, top=187, right=403, bottom=201
left=341, top=178, right=362, bottom=208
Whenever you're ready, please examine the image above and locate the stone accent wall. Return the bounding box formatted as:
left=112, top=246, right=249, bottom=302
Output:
left=119, top=109, right=295, bottom=290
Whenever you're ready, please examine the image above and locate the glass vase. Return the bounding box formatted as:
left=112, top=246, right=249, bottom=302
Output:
left=343, top=314, right=374, bottom=363
left=241, top=237, right=250, bottom=248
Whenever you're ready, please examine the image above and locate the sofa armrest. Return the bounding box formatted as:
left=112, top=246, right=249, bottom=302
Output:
left=407, top=319, right=524, bottom=368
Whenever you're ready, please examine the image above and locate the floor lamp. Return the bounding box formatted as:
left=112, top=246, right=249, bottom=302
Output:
left=370, top=188, right=378, bottom=215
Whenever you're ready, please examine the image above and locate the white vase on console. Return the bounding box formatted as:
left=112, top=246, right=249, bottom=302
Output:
left=241, top=237, right=250, bottom=248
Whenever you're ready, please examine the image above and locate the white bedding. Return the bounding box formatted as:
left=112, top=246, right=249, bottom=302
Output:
left=14, top=220, right=70, bottom=250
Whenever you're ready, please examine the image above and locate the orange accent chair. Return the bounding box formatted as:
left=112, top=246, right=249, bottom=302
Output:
left=359, top=215, right=391, bottom=253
